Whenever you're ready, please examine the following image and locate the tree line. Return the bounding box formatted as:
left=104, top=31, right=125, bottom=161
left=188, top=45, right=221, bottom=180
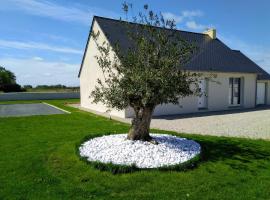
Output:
left=0, top=66, right=24, bottom=92
left=0, top=66, right=79, bottom=93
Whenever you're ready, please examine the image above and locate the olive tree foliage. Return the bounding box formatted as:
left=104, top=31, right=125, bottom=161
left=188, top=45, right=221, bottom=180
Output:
left=91, top=3, right=201, bottom=141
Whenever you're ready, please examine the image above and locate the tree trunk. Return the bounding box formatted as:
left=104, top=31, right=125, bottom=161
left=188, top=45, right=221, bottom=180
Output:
left=127, top=106, right=154, bottom=141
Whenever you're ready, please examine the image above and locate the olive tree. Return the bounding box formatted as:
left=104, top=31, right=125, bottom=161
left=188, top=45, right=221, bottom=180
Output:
left=91, top=3, right=200, bottom=142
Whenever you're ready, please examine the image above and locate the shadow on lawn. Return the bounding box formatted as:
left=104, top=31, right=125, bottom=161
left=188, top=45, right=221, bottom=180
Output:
left=199, top=138, right=270, bottom=172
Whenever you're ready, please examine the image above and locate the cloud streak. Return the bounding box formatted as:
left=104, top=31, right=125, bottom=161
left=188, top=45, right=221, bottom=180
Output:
left=162, top=12, right=184, bottom=24
left=2, top=0, right=116, bottom=25
left=0, top=39, right=82, bottom=54
left=182, top=10, right=203, bottom=18
left=162, top=10, right=203, bottom=24
left=186, top=21, right=208, bottom=31
left=162, top=10, right=209, bottom=31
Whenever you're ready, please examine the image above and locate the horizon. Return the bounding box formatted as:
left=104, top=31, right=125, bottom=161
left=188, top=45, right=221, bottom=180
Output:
left=0, top=0, right=270, bottom=86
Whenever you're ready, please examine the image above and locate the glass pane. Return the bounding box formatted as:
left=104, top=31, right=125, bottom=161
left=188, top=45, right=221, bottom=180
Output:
left=234, top=91, right=239, bottom=97
left=234, top=97, right=239, bottom=105
left=234, top=78, right=239, bottom=84
left=229, top=78, right=233, bottom=86
left=234, top=88, right=239, bottom=96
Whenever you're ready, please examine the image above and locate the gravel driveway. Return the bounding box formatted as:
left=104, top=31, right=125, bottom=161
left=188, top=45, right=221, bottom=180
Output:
left=72, top=104, right=270, bottom=140
left=150, top=108, right=270, bottom=140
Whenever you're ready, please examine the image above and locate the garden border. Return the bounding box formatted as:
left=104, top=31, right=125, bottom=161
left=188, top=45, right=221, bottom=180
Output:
left=76, top=132, right=201, bottom=174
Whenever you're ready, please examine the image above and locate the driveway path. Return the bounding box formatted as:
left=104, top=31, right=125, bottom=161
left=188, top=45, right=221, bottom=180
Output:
left=150, top=108, right=270, bottom=140
left=0, top=103, right=67, bottom=117
left=71, top=104, right=270, bottom=140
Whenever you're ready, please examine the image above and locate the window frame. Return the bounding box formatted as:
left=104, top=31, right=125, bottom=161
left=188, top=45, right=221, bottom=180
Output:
left=229, top=77, right=241, bottom=106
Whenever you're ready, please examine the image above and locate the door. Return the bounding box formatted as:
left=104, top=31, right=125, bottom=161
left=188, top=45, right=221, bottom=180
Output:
left=256, top=83, right=266, bottom=105
left=198, top=79, right=207, bottom=108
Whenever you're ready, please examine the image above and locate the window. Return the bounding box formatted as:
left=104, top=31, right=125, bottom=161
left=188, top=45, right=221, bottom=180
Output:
left=229, top=78, right=241, bottom=105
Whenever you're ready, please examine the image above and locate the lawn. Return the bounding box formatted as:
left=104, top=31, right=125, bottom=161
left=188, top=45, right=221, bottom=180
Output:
left=0, top=99, right=270, bottom=199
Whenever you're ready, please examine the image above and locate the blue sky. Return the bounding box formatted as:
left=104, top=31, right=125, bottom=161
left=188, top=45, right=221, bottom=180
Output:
left=0, top=0, right=270, bottom=86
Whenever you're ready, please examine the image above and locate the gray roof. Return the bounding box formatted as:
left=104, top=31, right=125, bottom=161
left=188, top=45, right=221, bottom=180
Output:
left=258, top=69, right=270, bottom=80
left=79, top=16, right=270, bottom=79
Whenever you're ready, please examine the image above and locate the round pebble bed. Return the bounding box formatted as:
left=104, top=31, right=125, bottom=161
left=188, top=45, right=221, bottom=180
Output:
left=79, top=134, right=201, bottom=168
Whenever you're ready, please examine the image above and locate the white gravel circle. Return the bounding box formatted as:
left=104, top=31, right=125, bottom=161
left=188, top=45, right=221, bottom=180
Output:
left=79, top=134, right=201, bottom=168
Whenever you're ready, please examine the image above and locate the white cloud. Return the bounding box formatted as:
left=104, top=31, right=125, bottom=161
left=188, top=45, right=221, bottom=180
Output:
left=162, top=12, right=184, bottom=24
left=0, top=57, right=79, bottom=86
left=0, top=39, right=82, bottom=55
left=220, top=34, right=270, bottom=73
left=43, top=72, right=51, bottom=76
left=186, top=21, right=208, bottom=31
left=32, top=56, right=43, bottom=61
left=162, top=10, right=212, bottom=32
left=163, top=10, right=203, bottom=24
left=182, top=10, right=203, bottom=18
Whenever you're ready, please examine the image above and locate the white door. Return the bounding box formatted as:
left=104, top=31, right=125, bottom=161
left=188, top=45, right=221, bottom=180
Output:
left=198, top=79, right=207, bottom=108
left=257, top=83, right=266, bottom=105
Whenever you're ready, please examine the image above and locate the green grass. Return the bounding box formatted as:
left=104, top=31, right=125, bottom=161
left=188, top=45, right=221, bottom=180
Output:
left=0, top=99, right=270, bottom=199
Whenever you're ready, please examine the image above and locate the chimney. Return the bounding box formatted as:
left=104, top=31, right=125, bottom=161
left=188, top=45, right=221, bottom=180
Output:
left=203, top=28, right=216, bottom=39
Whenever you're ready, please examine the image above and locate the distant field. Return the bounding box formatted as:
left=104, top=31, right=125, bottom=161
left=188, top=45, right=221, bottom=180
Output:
left=0, top=88, right=79, bottom=93
left=25, top=88, right=79, bottom=93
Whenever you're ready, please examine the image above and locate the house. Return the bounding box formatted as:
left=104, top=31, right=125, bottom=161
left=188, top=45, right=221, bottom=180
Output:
left=78, top=16, right=270, bottom=118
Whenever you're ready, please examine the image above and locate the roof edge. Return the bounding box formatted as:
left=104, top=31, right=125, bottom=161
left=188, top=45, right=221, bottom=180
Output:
left=93, top=15, right=211, bottom=37
left=78, top=16, right=97, bottom=78
left=236, top=50, right=269, bottom=74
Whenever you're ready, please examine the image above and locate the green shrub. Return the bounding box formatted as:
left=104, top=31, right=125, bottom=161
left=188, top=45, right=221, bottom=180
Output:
left=1, top=83, right=26, bottom=93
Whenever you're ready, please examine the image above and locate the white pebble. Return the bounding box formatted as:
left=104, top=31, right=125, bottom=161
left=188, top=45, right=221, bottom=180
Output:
left=79, top=133, right=201, bottom=168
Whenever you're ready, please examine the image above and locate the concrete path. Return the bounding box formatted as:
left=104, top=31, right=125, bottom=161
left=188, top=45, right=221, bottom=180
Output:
left=0, top=103, right=68, bottom=117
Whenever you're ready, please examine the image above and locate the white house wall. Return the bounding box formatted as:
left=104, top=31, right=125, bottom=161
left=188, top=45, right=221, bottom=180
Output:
left=207, top=72, right=256, bottom=110
left=125, top=72, right=257, bottom=118
left=79, top=20, right=125, bottom=118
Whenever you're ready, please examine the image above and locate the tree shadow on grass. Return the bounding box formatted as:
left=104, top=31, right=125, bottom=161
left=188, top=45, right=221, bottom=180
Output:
left=198, top=137, right=270, bottom=172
